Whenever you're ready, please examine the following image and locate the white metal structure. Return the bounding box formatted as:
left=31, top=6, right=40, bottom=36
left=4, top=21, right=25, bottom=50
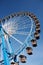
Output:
left=0, top=12, right=40, bottom=65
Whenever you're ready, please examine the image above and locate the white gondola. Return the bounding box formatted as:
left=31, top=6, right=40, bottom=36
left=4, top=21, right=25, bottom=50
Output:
left=5, top=16, right=10, bottom=20
left=19, top=55, right=26, bottom=63
left=34, top=32, right=40, bottom=39
left=11, top=62, right=19, bottom=65
left=10, top=13, right=16, bottom=18
left=26, top=47, right=33, bottom=55
left=36, top=26, right=40, bottom=33
left=11, top=62, right=15, bottom=65
left=2, top=18, right=5, bottom=22
left=36, top=22, right=40, bottom=26
left=31, top=39, right=37, bottom=47
left=35, top=20, right=39, bottom=24
left=32, top=16, right=37, bottom=20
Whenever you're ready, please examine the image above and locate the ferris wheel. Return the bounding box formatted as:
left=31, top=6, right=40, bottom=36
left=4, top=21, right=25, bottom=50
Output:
left=0, top=12, right=40, bottom=65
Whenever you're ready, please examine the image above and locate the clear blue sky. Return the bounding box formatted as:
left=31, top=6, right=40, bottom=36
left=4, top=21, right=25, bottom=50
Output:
left=0, top=0, right=43, bottom=65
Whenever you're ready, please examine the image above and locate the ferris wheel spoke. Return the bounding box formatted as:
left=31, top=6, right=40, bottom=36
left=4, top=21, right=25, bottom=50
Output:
left=14, top=31, right=29, bottom=35
left=3, top=29, right=24, bottom=45
left=7, top=30, right=30, bottom=35
left=3, top=22, right=31, bottom=30
left=17, top=22, right=31, bottom=26
left=4, top=26, right=30, bottom=31
left=17, top=26, right=31, bottom=31
left=9, top=35, right=24, bottom=45
left=16, top=21, right=35, bottom=31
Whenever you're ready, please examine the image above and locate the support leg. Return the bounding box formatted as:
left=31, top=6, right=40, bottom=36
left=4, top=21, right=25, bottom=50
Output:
left=0, top=28, right=10, bottom=65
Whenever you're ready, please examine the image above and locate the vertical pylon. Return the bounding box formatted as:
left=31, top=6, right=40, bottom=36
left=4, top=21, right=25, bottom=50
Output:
left=0, top=27, right=10, bottom=65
